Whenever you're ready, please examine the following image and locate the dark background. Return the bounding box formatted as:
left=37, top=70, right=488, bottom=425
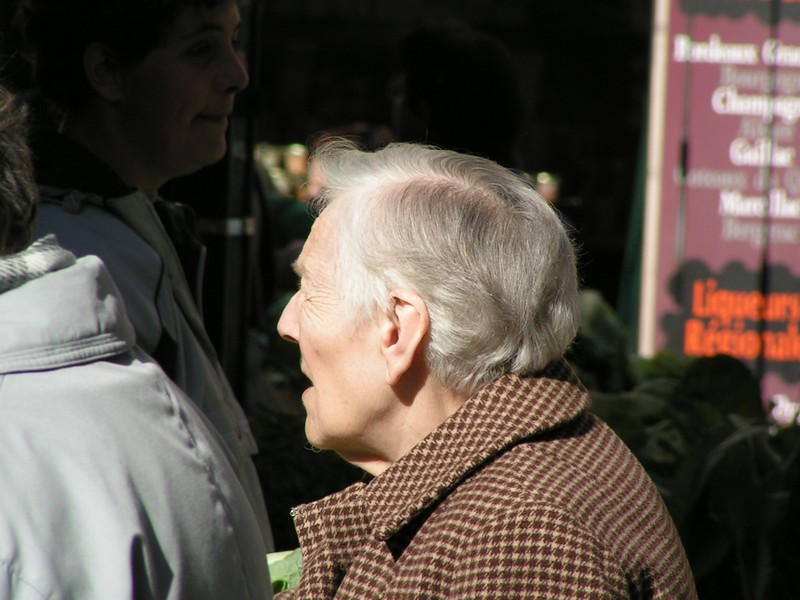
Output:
left=253, top=0, right=653, bottom=308
left=0, top=0, right=653, bottom=380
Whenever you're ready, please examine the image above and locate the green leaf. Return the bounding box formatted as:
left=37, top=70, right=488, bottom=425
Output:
left=268, top=548, right=303, bottom=593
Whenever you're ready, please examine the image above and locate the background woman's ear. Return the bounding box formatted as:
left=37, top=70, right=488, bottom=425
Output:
left=381, top=289, right=429, bottom=386
left=83, top=42, right=124, bottom=102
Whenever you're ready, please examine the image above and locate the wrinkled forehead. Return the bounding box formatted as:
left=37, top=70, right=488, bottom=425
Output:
left=294, top=208, right=339, bottom=285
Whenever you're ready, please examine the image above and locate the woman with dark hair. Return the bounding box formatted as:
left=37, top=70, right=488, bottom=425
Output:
left=18, top=0, right=273, bottom=549
left=0, top=82, right=272, bottom=600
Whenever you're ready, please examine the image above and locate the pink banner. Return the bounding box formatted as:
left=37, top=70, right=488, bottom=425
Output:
left=645, top=0, right=800, bottom=406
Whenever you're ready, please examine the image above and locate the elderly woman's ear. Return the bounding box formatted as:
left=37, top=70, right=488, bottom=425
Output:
left=380, top=289, right=429, bottom=386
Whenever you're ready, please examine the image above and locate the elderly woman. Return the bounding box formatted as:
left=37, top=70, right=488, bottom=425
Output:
left=275, top=141, right=697, bottom=599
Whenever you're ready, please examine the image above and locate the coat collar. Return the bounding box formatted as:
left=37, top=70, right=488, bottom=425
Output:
left=363, top=360, right=590, bottom=541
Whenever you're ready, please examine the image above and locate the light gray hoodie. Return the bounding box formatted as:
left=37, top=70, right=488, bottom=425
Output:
left=0, top=237, right=271, bottom=599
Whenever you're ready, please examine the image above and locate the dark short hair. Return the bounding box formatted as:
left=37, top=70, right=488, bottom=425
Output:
left=0, top=85, right=38, bottom=254
left=17, top=0, right=233, bottom=110
left=398, top=21, right=525, bottom=167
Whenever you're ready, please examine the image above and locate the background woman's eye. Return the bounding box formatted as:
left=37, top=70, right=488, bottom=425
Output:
left=184, top=37, right=233, bottom=63
left=186, top=41, right=213, bottom=57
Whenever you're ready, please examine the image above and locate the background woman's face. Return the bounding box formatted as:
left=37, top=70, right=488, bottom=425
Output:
left=115, top=1, right=249, bottom=187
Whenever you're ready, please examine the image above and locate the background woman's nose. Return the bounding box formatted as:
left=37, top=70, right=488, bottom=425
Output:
left=217, top=50, right=250, bottom=94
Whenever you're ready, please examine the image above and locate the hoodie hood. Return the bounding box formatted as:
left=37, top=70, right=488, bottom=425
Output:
left=0, top=239, right=135, bottom=373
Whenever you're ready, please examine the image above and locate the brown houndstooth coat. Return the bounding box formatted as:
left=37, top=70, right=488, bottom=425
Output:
left=277, top=361, right=697, bottom=599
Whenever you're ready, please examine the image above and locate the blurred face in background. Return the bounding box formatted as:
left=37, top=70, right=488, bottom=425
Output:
left=114, top=0, right=249, bottom=187
left=388, top=72, right=428, bottom=144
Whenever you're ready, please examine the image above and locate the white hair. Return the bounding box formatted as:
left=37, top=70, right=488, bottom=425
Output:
left=309, top=140, right=579, bottom=396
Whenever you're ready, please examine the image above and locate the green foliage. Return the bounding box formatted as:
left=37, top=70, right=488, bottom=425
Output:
left=570, top=290, right=800, bottom=600
left=567, top=289, right=639, bottom=392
